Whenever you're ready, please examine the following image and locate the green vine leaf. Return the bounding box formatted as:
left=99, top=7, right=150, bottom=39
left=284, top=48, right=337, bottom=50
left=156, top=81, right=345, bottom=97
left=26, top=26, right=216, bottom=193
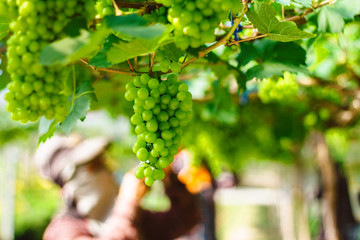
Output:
left=247, top=0, right=316, bottom=42
left=89, top=34, right=119, bottom=68
left=39, top=28, right=110, bottom=66
left=245, top=62, right=309, bottom=79
left=105, top=14, right=167, bottom=40
left=106, top=26, right=172, bottom=65
left=38, top=117, right=57, bottom=146
left=0, top=15, right=10, bottom=40
left=293, top=0, right=312, bottom=8
left=317, top=0, right=360, bottom=33
left=60, top=81, right=96, bottom=136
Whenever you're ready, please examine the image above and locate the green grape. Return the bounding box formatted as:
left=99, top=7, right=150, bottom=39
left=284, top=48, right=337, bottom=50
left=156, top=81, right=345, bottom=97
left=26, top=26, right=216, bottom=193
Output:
left=135, top=167, right=145, bottom=179
left=125, top=73, right=193, bottom=185
left=144, top=167, right=153, bottom=177
left=143, top=6, right=169, bottom=24
left=137, top=148, right=149, bottom=162
left=4, top=0, right=95, bottom=123
left=95, top=0, right=115, bottom=18
left=145, top=176, right=155, bottom=186
left=153, top=169, right=165, bottom=180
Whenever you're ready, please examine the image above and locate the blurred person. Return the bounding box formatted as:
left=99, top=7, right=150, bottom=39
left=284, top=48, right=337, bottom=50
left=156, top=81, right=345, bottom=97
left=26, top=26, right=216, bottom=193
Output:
left=35, top=135, right=201, bottom=240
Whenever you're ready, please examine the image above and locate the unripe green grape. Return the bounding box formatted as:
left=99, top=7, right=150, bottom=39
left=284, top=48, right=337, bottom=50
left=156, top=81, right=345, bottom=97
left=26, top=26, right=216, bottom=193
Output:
left=142, top=110, right=153, bottom=121
left=144, top=97, right=156, bottom=110
left=170, top=62, right=181, bottom=73
left=154, top=138, right=165, bottom=151
left=146, top=119, right=158, bottom=132
left=148, top=78, right=159, bottom=89
left=137, top=148, right=149, bottom=162
left=135, top=123, right=146, bottom=135
left=158, top=157, right=169, bottom=168
left=145, top=132, right=157, bottom=143
left=152, top=105, right=161, bottom=115
left=131, top=113, right=143, bottom=125
left=144, top=167, right=153, bottom=177
left=137, top=88, right=149, bottom=100
left=153, top=169, right=165, bottom=180
left=135, top=167, right=145, bottom=179
left=150, top=89, right=160, bottom=98
left=151, top=149, right=160, bottom=158
left=145, top=176, right=155, bottom=186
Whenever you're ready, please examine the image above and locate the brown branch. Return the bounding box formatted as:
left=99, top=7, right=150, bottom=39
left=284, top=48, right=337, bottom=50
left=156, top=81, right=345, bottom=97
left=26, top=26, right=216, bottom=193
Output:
left=228, top=34, right=268, bottom=46
left=284, top=0, right=333, bottom=22
left=80, top=58, right=138, bottom=76
left=127, top=59, right=134, bottom=72
left=114, top=1, right=161, bottom=9
left=149, top=51, right=156, bottom=74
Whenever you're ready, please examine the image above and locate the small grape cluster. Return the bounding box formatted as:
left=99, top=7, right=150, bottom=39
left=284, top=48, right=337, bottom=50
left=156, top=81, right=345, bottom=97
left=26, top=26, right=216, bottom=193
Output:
left=125, top=74, right=193, bottom=186
left=155, top=0, right=242, bottom=50
left=95, top=0, right=115, bottom=18
left=153, top=46, right=182, bottom=73
left=143, top=6, right=168, bottom=24
left=258, top=72, right=299, bottom=104
left=4, top=0, right=95, bottom=123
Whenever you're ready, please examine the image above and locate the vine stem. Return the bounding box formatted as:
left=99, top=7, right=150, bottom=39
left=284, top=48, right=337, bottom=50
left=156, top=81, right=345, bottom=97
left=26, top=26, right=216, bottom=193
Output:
left=284, top=0, right=334, bottom=22
left=114, top=1, right=161, bottom=9
left=227, top=34, right=269, bottom=46
left=149, top=51, right=156, bottom=74
left=127, top=59, right=134, bottom=72
left=80, top=58, right=139, bottom=76
left=181, top=5, right=248, bottom=69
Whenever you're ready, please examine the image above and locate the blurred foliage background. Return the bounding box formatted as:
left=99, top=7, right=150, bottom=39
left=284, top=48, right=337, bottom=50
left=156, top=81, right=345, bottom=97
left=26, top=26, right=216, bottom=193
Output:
left=0, top=0, right=360, bottom=239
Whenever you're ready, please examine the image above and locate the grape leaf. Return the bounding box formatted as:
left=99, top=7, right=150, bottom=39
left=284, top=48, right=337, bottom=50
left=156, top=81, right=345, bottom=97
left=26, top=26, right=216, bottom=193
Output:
left=60, top=81, right=95, bottom=136
left=236, top=42, right=258, bottom=66
left=160, top=43, right=185, bottom=62
left=106, top=28, right=171, bottom=65
left=39, top=28, right=110, bottom=66
left=237, top=39, right=307, bottom=77
left=64, top=17, right=88, bottom=37
left=38, top=117, right=57, bottom=146
left=318, top=7, right=344, bottom=33
left=247, top=0, right=316, bottom=42
left=275, top=0, right=291, bottom=6
left=317, top=0, right=360, bottom=33
left=293, top=0, right=312, bottom=8
left=89, top=34, right=119, bottom=68
left=0, top=16, right=10, bottom=40
left=0, top=55, right=10, bottom=90
left=330, top=0, right=360, bottom=20
left=105, top=14, right=167, bottom=40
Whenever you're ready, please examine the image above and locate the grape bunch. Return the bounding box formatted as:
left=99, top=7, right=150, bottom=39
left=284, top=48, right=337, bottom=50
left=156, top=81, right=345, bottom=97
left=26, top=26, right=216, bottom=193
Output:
left=143, top=6, right=168, bottom=24
left=153, top=46, right=182, bottom=73
left=95, top=0, right=115, bottom=18
left=125, top=74, right=193, bottom=186
left=155, top=0, right=242, bottom=50
left=258, top=72, right=299, bottom=104
left=4, top=0, right=95, bottom=123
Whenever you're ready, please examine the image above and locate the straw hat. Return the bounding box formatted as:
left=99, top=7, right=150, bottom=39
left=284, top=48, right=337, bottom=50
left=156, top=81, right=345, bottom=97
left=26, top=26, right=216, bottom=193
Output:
left=35, top=134, right=110, bottom=186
